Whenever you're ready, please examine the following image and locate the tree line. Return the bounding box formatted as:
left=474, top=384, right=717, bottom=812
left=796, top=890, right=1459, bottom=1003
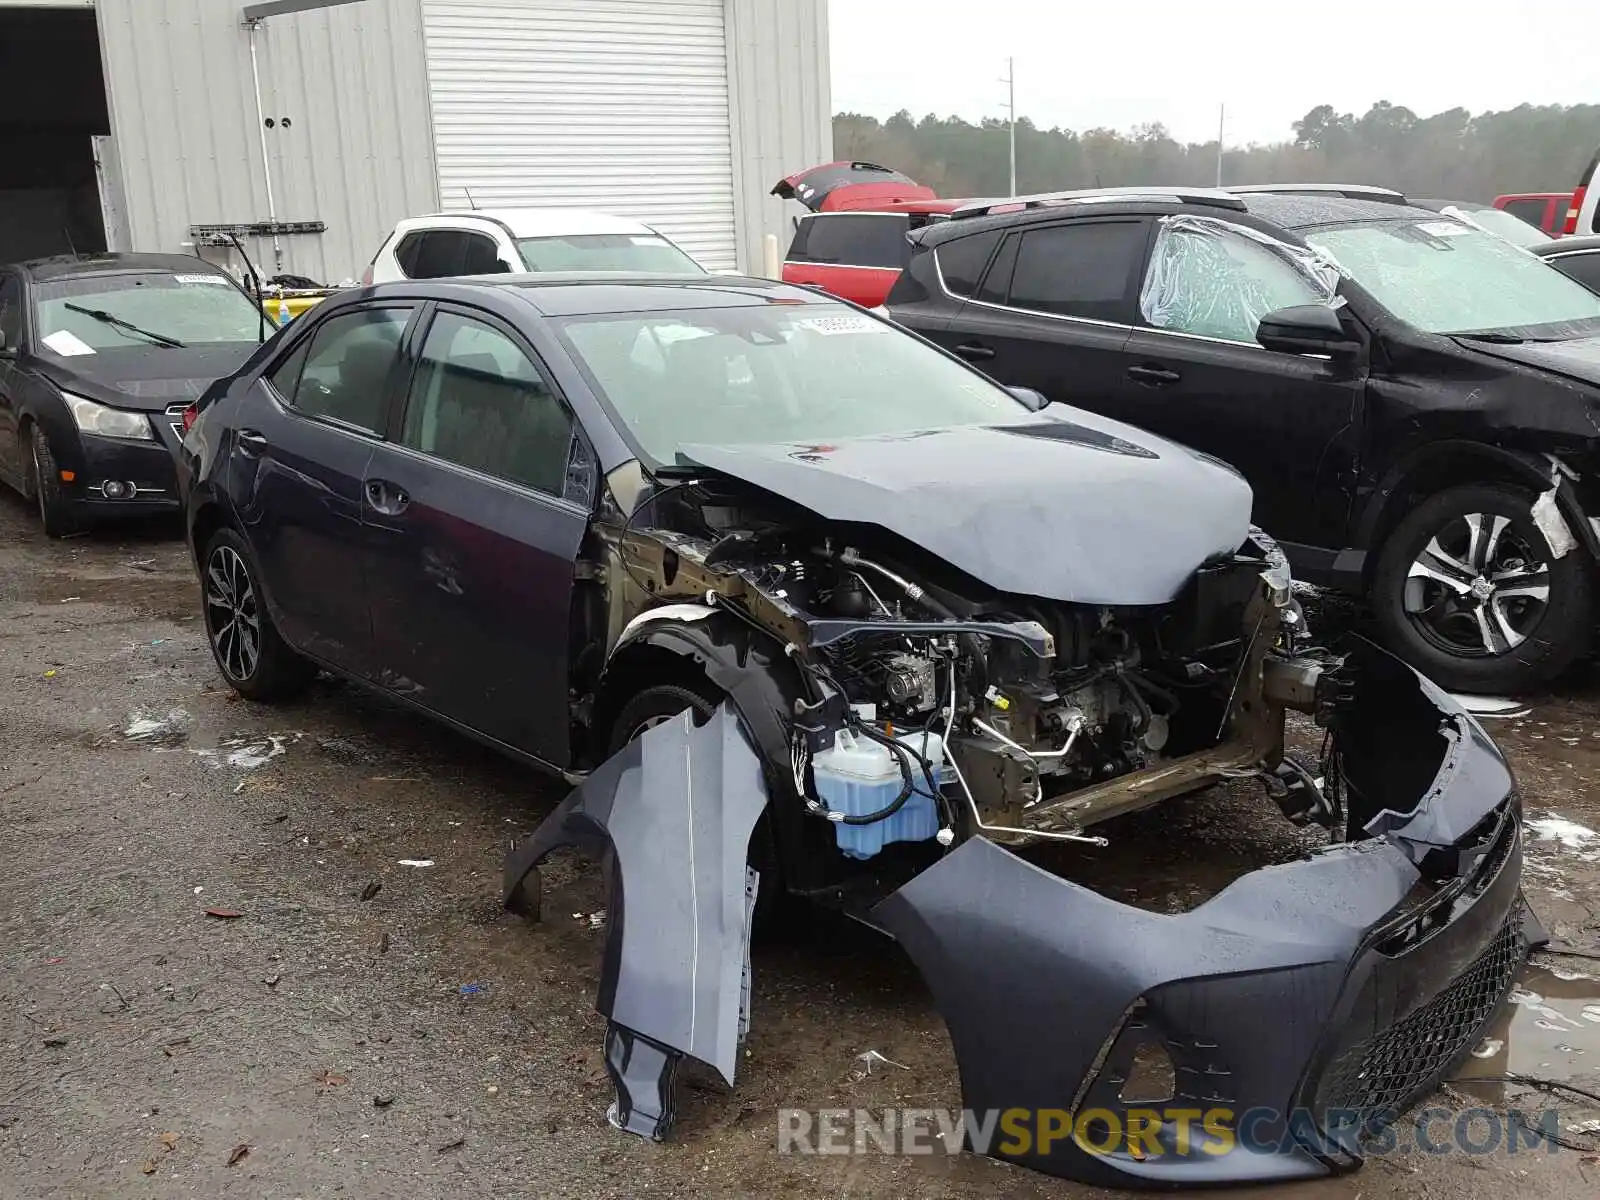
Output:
left=833, top=102, right=1600, bottom=203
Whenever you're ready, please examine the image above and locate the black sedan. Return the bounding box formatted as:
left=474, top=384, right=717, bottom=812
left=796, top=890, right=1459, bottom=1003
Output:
left=0, top=253, right=266, bottom=535
left=179, top=274, right=1533, bottom=1187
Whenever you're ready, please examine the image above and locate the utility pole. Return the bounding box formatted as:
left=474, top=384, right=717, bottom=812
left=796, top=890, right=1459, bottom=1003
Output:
left=1001, top=57, right=1017, bottom=197
left=1215, top=103, right=1225, bottom=187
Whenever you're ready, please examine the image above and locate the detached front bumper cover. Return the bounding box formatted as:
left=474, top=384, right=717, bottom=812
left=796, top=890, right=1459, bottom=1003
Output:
left=504, top=640, right=1540, bottom=1188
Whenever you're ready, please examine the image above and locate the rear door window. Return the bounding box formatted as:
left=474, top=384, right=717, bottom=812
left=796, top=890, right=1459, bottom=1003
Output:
left=1003, top=220, right=1148, bottom=321
left=788, top=215, right=910, bottom=269
left=276, top=306, right=411, bottom=432
left=0, top=274, right=22, bottom=350
left=936, top=229, right=1002, bottom=298
left=397, top=230, right=471, bottom=279
left=1554, top=252, right=1600, bottom=293
left=1502, top=199, right=1548, bottom=228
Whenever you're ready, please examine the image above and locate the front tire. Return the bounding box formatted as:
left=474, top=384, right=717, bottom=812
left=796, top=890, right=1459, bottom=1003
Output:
left=29, top=425, right=76, bottom=538
left=1371, top=483, right=1591, bottom=694
left=200, top=528, right=315, bottom=701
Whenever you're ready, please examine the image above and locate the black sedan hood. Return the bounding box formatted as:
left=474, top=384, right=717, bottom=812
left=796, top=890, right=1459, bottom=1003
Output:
left=1459, top=331, right=1600, bottom=388
left=33, top=343, right=259, bottom=413
left=681, top=410, right=1254, bottom=606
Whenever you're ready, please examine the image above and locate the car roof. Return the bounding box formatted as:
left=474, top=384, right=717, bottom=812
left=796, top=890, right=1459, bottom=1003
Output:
left=1535, top=235, right=1600, bottom=256
left=399, top=208, right=658, bottom=238
left=355, top=272, right=830, bottom=317
left=1237, top=192, right=1443, bottom=229
left=13, top=252, right=232, bottom=282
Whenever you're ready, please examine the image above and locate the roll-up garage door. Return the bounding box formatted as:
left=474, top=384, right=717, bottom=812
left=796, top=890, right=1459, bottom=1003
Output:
left=421, top=0, right=737, bottom=271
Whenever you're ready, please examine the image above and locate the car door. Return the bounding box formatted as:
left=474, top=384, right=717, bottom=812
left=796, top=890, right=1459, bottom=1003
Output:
left=0, top=272, right=25, bottom=487
left=230, top=302, right=416, bottom=678
left=914, top=216, right=1153, bottom=412
left=1119, top=218, right=1365, bottom=551
left=362, top=304, right=591, bottom=768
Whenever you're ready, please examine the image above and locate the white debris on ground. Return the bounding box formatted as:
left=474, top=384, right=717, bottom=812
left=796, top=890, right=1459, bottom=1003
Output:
left=123, top=709, right=192, bottom=740
left=224, top=735, right=290, bottom=770
left=1471, top=1037, right=1504, bottom=1058
left=1526, top=814, right=1600, bottom=860
left=1448, top=694, right=1533, bottom=719
left=854, top=1050, right=908, bottom=1076
left=398, top=859, right=435, bottom=868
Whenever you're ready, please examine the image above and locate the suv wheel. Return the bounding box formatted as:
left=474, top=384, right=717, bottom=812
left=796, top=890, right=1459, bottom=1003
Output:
left=1372, top=483, right=1591, bottom=694
left=201, top=529, right=316, bottom=701
left=29, top=425, right=76, bottom=538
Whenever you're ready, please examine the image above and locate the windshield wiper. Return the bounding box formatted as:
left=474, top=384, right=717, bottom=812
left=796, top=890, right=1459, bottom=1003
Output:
left=63, top=303, right=186, bottom=349
left=1456, top=332, right=1527, bottom=344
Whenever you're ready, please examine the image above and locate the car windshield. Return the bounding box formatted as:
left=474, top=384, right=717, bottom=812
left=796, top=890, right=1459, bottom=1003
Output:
left=514, top=233, right=705, bottom=275
left=35, top=271, right=262, bottom=353
left=1306, top=220, right=1600, bottom=339
left=554, top=304, right=1029, bottom=465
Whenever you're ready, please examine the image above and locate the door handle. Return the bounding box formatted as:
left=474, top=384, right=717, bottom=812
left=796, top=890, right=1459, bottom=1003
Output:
left=236, top=429, right=268, bottom=455
left=1127, top=364, right=1181, bottom=386
left=365, top=479, right=409, bottom=516
left=953, top=343, right=996, bottom=361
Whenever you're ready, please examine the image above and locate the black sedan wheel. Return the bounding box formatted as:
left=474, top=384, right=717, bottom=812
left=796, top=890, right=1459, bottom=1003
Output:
left=201, top=529, right=315, bottom=701
left=28, top=425, right=76, bottom=538
left=1373, top=483, right=1591, bottom=694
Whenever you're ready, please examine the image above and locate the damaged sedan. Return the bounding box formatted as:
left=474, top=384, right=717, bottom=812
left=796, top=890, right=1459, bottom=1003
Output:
left=179, top=274, right=1538, bottom=1187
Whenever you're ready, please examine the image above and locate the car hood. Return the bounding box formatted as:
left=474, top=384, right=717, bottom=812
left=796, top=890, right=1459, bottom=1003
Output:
left=680, top=409, right=1254, bottom=606
left=1457, top=331, right=1600, bottom=388
left=33, top=343, right=260, bottom=413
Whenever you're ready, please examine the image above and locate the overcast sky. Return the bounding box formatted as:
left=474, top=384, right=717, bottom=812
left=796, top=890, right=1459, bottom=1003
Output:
left=829, top=0, right=1594, bottom=147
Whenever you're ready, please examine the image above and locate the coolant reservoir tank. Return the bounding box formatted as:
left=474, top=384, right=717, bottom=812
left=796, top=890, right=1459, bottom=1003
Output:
left=811, top=727, right=944, bottom=860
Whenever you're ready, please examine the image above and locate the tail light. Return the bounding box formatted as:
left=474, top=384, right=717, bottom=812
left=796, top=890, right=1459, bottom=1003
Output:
left=181, top=404, right=199, bottom=433
left=1565, top=188, right=1584, bottom=235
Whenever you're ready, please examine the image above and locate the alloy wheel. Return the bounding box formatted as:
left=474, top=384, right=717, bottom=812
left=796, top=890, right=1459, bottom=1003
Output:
left=205, top=545, right=263, bottom=682
left=1403, top=512, right=1550, bottom=657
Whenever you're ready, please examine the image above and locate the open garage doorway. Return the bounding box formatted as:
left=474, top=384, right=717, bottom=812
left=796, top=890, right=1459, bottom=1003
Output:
left=0, top=4, right=111, bottom=264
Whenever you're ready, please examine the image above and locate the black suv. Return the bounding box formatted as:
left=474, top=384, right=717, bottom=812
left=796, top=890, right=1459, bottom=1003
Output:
left=888, top=183, right=1600, bottom=692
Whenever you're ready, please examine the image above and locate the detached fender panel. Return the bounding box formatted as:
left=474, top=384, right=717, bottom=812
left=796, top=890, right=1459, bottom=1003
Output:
left=503, top=705, right=768, bottom=1089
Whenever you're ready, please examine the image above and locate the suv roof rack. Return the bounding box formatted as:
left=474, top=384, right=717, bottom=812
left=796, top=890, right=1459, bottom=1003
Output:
left=1226, top=184, right=1409, bottom=203
left=950, top=186, right=1247, bottom=220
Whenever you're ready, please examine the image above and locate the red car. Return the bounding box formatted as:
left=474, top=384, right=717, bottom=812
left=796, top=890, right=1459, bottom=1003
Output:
left=773, top=162, right=965, bottom=307
left=1491, top=191, right=1574, bottom=236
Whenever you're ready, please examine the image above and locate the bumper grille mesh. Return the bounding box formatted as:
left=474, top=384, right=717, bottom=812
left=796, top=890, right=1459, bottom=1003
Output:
left=1315, top=910, right=1524, bottom=1126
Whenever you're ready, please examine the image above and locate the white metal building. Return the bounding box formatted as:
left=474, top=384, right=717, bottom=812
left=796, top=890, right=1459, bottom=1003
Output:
left=0, top=0, right=831, bottom=281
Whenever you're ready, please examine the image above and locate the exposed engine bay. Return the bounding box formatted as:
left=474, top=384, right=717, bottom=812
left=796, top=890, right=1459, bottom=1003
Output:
left=585, top=468, right=1329, bottom=865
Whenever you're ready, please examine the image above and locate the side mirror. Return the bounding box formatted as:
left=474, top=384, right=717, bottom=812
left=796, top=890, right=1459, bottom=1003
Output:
left=1007, top=385, right=1049, bottom=411
left=1256, top=304, right=1361, bottom=357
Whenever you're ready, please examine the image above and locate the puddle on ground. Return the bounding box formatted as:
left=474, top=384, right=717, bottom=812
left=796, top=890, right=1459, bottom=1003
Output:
left=1454, top=963, right=1600, bottom=1103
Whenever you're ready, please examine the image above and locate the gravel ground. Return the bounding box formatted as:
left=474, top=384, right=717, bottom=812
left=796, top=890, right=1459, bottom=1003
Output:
left=2, top=493, right=1599, bottom=1199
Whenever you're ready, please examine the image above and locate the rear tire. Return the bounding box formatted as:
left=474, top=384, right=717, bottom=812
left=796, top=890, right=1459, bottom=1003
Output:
left=200, top=528, right=315, bottom=702
left=1371, top=482, right=1591, bottom=694
left=28, top=425, right=76, bottom=538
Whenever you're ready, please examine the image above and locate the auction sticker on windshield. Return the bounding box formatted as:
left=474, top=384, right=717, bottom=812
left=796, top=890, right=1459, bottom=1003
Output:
left=1416, top=221, right=1473, bottom=238
left=796, top=314, right=892, bottom=336
left=41, top=330, right=95, bottom=356
left=173, top=274, right=233, bottom=285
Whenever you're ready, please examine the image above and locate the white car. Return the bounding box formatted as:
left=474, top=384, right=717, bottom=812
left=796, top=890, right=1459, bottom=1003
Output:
left=362, top=209, right=707, bottom=283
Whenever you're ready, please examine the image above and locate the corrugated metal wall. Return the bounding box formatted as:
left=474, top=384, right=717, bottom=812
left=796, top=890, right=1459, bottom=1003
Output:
left=94, top=0, right=439, bottom=284
left=725, top=0, right=831, bottom=274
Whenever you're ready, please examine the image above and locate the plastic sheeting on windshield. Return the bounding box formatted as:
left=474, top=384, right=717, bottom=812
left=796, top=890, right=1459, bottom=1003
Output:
left=1139, top=215, right=1344, bottom=344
